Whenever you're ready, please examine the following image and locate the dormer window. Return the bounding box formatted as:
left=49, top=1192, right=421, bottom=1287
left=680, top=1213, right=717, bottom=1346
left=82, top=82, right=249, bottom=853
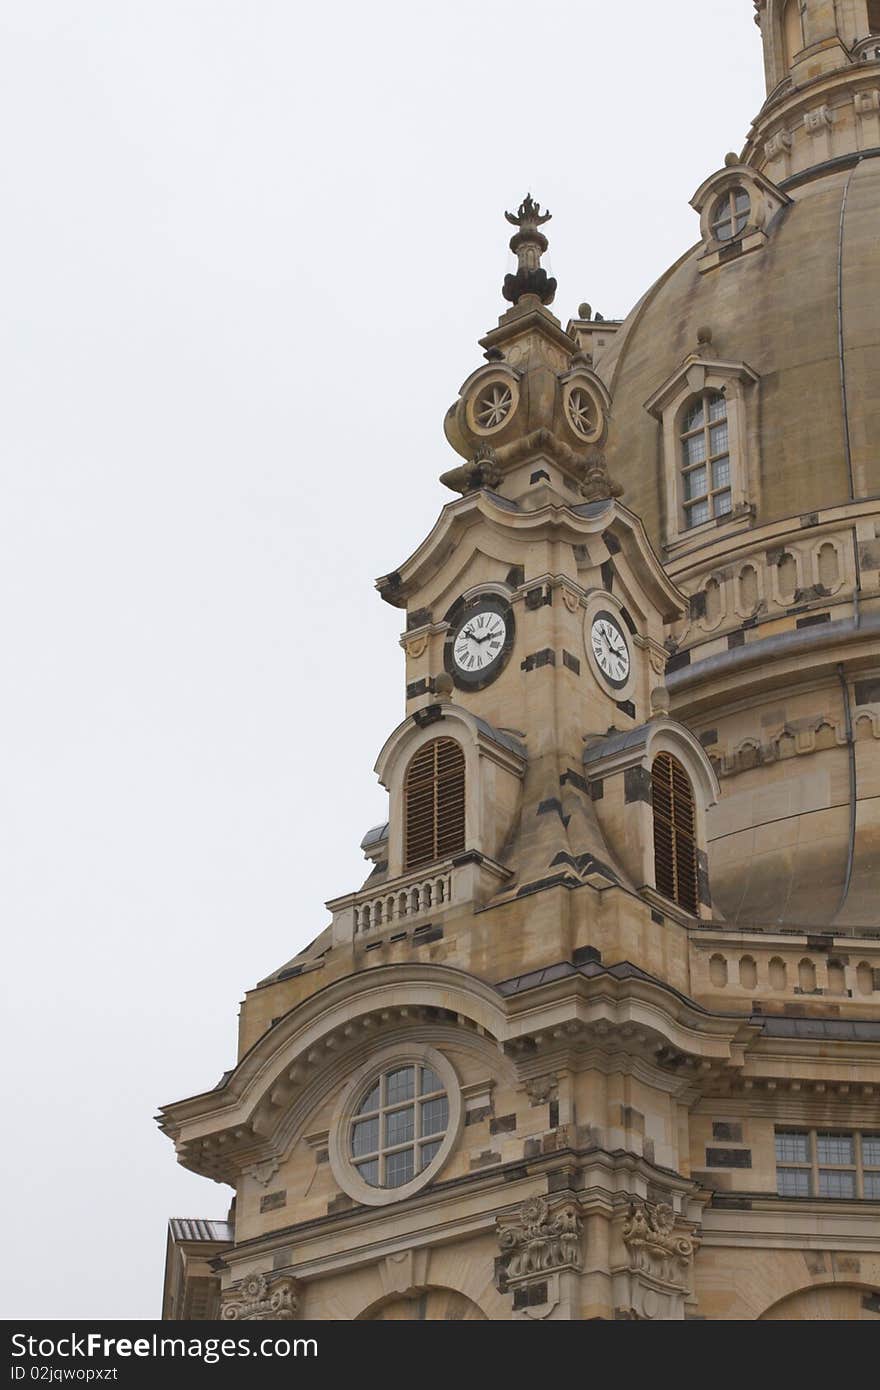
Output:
left=681, top=392, right=733, bottom=529
left=711, top=188, right=750, bottom=242
left=645, top=356, right=759, bottom=552
left=690, top=164, right=790, bottom=274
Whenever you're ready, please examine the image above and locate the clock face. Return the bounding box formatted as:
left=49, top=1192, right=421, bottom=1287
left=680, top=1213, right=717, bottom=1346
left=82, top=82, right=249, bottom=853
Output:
left=445, top=598, right=513, bottom=689
left=590, top=611, right=631, bottom=689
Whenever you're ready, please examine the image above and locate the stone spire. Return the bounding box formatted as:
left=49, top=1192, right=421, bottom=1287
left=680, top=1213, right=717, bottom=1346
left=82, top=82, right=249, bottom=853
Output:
left=502, top=194, right=557, bottom=307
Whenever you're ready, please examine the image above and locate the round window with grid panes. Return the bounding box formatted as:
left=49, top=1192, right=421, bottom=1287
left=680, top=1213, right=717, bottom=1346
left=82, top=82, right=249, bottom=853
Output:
left=329, top=1045, right=462, bottom=1206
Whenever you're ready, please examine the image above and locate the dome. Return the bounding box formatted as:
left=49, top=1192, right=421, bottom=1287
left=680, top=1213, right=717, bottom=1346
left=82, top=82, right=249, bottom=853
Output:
left=600, top=156, right=880, bottom=539
left=596, top=150, right=880, bottom=932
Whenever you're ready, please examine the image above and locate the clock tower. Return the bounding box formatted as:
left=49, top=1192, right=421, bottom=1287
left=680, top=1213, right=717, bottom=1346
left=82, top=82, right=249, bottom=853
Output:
left=159, top=105, right=880, bottom=1314
left=159, top=200, right=724, bottom=1323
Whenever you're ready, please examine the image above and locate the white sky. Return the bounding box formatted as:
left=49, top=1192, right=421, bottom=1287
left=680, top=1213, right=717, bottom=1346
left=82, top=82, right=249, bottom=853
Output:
left=0, top=1, right=765, bottom=1319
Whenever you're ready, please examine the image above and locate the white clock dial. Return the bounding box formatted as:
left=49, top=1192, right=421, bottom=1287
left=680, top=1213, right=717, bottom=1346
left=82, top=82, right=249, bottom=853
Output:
left=590, top=613, right=631, bottom=688
left=453, top=609, right=508, bottom=676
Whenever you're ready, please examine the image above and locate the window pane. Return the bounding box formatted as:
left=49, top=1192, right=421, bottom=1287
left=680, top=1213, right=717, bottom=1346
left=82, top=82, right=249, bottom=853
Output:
left=714, top=490, right=732, bottom=517
left=818, top=1169, right=855, bottom=1198
left=420, top=1139, right=442, bottom=1169
left=862, top=1136, right=880, bottom=1166
left=352, top=1118, right=379, bottom=1157
left=356, top=1082, right=381, bottom=1116
left=684, top=400, right=704, bottom=432
left=712, top=457, right=731, bottom=490
left=777, top=1167, right=811, bottom=1197
left=734, top=212, right=749, bottom=236
left=684, top=465, right=708, bottom=500
left=421, top=1096, right=449, bottom=1137
left=385, top=1067, right=415, bottom=1105
left=710, top=422, right=729, bottom=456
left=686, top=500, right=710, bottom=528
left=715, top=219, right=733, bottom=241
left=356, top=1159, right=379, bottom=1186
left=776, top=1132, right=810, bottom=1163
left=385, top=1106, right=415, bottom=1147
left=735, top=189, right=750, bottom=215
left=817, top=1133, right=854, bottom=1165
left=708, top=393, right=727, bottom=423
left=864, top=1172, right=880, bottom=1199
left=683, top=433, right=706, bottom=466
left=385, top=1148, right=415, bottom=1188
left=420, top=1066, right=443, bottom=1096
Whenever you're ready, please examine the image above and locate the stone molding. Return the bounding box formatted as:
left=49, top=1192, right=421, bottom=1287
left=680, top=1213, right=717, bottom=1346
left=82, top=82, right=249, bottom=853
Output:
left=622, top=1201, right=698, bottom=1287
left=496, top=1196, right=583, bottom=1284
left=220, top=1272, right=301, bottom=1321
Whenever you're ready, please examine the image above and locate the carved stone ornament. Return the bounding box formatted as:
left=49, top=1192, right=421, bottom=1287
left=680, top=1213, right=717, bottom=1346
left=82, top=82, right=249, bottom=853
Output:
left=578, top=450, right=623, bottom=503
left=502, top=194, right=557, bottom=307
left=221, top=1272, right=301, bottom=1321
left=440, top=443, right=503, bottom=495
left=525, top=1073, right=559, bottom=1105
left=244, top=1157, right=282, bottom=1188
left=497, top=1196, right=582, bottom=1283
left=621, top=1202, right=699, bottom=1289
left=405, top=634, right=428, bottom=658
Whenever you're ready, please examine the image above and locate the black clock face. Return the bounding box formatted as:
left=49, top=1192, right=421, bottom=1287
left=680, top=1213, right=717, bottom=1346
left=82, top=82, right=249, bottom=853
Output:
left=444, top=595, right=515, bottom=690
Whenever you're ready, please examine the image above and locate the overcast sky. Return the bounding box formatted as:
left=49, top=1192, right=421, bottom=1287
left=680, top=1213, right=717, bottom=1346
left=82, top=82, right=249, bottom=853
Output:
left=0, top=1, right=765, bottom=1320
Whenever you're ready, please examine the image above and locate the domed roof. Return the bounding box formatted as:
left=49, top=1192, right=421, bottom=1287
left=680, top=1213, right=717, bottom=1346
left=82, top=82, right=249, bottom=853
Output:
left=600, top=155, right=880, bottom=544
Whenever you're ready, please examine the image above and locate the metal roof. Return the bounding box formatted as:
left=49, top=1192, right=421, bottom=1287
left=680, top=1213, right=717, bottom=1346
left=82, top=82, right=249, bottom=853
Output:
left=754, top=1016, right=880, bottom=1041
left=169, top=1218, right=233, bottom=1244
left=583, top=724, right=650, bottom=766
left=360, top=821, right=389, bottom=850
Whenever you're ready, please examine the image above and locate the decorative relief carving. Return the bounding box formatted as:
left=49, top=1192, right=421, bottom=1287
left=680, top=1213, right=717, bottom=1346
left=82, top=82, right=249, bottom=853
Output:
left=714, top=714, right=880, bottom=780
left=804, top=104, right=833, bottom=134
left=405, top=635, right=429, bottom=659
left=561, top=588, right=581, bottom=615
left=496, top=1196, right=582, bottom=1283
left=622, top=1202, right=698, bottom=1288
left=244, top=1157, right=282, bottom=1188
left=764, top=131, right=791, bottom=162
left=854, top=89, right=880, bottom=117
left=221, top=1272, right=301, bottom=1321
left=577, top=450, right=623, bottom=502
left=524, top=1074, right=558, bottom=1106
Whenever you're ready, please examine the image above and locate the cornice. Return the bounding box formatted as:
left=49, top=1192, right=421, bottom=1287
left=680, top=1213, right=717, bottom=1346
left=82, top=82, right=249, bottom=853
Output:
left=376, top=492, right=685, bottom=621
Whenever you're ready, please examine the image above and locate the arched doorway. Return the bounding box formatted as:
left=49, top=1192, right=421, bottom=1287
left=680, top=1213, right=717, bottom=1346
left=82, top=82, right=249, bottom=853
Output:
left=360, top=1288, right=488, bottom=1321
left=760, top=1285, right=880, bottom=1320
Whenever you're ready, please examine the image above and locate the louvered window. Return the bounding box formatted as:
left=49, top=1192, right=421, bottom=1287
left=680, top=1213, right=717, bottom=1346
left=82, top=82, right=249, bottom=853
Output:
left=652, top=752, right=699, bottom=915
left=404, top=738, right=465, bottom=871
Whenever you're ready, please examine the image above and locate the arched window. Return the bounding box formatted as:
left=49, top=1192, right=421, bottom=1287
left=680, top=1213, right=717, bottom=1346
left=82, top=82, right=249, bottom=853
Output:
left=710, top=187, right=750, bottom=242
left=404, top=737, right=465, bottom=871
left=652, top=752, right=699, bottom=914
left=680, top=391, right=732, bottom=529
left=783, top=0, right=803, bottom=68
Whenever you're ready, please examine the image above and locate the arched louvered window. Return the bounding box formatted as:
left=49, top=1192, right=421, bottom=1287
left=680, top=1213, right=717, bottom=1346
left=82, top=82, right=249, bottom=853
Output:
left=652, top=752, right=699, bottom=915
left=404, top=738, right=465, bottom=871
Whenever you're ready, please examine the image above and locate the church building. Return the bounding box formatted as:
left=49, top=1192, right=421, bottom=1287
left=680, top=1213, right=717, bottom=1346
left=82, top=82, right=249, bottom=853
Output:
left=159, top=0, right=880, bottom=1320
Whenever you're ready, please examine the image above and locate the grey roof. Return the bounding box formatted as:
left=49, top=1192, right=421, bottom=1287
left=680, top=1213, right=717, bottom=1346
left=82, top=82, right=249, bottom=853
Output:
left=483, top=490, right=521, bottom=512
left=360, top=822, right=389, bottom=851
left=473, top=716, right=527, bottom=760
left=496, top=958, right=666, bottom=998
left=570, top=500, right=614, bottom=519
left=169, top=1218, right=233, bottom=1244
left=583, top=724, right=650, bottom=766
left=755, top=1016, right=880, bottom=1041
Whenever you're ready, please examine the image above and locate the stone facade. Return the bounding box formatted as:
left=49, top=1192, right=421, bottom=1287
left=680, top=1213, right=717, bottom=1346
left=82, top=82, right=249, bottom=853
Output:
left=159, top=2, right=880, bottom=1321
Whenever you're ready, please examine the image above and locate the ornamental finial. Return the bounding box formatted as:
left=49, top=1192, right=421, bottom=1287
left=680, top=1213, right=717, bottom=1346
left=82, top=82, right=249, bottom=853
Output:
left=502, top=194, right=557, bottom=307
